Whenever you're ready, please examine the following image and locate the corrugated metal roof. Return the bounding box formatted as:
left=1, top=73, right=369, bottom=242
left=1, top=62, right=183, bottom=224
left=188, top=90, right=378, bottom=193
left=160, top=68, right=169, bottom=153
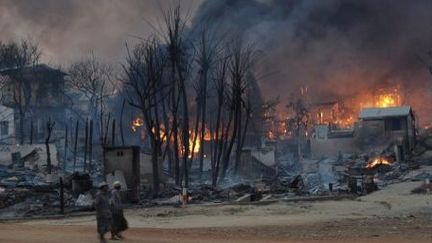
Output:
left=359, top=106, right=412, bottom=119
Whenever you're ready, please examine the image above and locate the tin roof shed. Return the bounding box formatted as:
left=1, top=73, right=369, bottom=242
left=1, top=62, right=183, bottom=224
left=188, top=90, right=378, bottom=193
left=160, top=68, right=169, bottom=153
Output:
left=359, top=106, right=413, bottom=120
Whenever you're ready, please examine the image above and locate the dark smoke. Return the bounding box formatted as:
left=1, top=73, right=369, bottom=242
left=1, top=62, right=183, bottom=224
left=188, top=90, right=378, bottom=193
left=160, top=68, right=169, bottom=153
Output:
left=191, top=0, right=432, bottom=124
left=2, top=0, right=432, bottom=123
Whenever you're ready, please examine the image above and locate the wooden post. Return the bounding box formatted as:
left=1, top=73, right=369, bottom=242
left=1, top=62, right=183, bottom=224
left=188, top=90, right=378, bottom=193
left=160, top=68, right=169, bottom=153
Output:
left=73, top=120, right=79, bottom=172
left=89, top=120, right=93, bottom=173
left=29, top=120, right=33, bottom=145
left=83, top=118, right=89, bottom=172
left=60, top=177, right=64, bottom=214
left=45, top=118, right=55, bottom=175
left=111, top=119, right=116, bottom=146
left=63, top=124, right=68, bottom=172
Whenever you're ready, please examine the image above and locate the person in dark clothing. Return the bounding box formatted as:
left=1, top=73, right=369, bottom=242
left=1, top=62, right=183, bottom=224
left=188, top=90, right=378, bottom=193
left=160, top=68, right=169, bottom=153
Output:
left=95, top=182, right=112, bottom=243
left=110, top=181, right=128, bottom=240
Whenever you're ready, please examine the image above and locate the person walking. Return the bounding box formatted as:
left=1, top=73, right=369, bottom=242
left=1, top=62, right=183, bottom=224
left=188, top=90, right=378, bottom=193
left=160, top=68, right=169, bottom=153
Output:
left=110, top=181, right=128, bottom=240
left=95, top=182, right=112, bottom=243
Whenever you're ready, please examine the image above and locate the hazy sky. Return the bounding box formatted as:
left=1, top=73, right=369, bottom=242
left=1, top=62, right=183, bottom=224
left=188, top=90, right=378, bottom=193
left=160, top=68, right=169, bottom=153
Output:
left=0, top=0, right=203, bottom=65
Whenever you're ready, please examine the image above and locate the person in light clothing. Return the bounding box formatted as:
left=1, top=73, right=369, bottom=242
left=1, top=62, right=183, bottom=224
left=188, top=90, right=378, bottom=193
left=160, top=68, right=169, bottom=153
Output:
left=95, top=182, right=112, bottom=243
left=110, top=181, right=128, bottom=240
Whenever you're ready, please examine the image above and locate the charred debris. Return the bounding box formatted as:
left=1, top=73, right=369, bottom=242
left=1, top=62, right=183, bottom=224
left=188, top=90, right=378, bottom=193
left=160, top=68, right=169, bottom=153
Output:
left=0, top=7, right=432, bottom=219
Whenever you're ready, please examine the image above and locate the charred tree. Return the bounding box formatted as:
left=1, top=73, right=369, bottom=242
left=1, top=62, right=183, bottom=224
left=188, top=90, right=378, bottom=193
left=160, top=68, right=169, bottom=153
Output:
left=63, top=124, right=68, bottom=172
left=111, top=119, right=116, bottom=146
left=45, top=118, right=56, bottom=174
left=83, top=118, right=89, bottom=172
left=89, top=120, right=94, bottom=172
left=120, top=99, right=126, bottom=146
left=30, top=120, right=33, bottom=144
left=73, top=120, right=79, bottom=172
left=164, top=5, right=193, bottom=188
left=287, top=98, right=311, bottom=162
left=123, top=39, right=167, bottom=195
left=211, top=57, right=228, bottom=187
left=68, top=54, right=115, bottom=148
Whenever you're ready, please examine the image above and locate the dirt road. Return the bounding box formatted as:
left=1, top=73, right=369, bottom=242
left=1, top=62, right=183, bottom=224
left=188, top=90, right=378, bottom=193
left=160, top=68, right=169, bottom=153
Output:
left=0, top=181, right=431, bottom=242
left=1, top=216, right=431, bottom=243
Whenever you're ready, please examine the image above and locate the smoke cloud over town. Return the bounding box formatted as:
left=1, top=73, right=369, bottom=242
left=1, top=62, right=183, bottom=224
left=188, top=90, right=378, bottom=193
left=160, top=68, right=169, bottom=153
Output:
left=2, top=0, right=432, bottom=122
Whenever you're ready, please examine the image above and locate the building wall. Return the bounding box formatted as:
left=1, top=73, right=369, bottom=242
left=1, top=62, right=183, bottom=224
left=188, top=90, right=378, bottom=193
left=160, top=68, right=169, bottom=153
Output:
left=139, top=153, right=164, bottom=187
left=0, top=105, right=15, bottom=144
left=311, top=136, right=357, bottom=159
left=239, top=150, right=276, bottom=180
left=103, top=146, right=140, bottom=201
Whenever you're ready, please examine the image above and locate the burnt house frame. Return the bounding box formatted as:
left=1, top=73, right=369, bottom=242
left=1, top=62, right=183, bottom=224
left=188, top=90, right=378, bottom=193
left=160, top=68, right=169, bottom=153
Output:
left=0, top=64, right=70, bottom=142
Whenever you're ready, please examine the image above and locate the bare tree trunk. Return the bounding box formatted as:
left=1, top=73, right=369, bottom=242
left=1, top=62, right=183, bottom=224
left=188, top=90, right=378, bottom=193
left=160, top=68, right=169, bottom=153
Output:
left=45, top=118, right=55, bottom=175
left=73, top=120, right=79, bottom=172
left=120, top=99, right=126, bottom=146
left=172, top=91, right=180, bottom=185
left=234, top=106, right=242, bottom=176
left=212, top=59, right=228, bottom=187
left=30, top=120, right=33, bottom=144
left=89, top=120, right=93, bottom=173
left=161, top=97, right=173, bottom=175
left=189, top=100, right=201, bottom=169
left=151, top=140, right=160, bottom=195
left=103, top=113, right=111, bottom=146
left=214, top=124, right=225, bottom=186
left=83, top=119, right=88, bottom=172
left=178, top=70, right=190, bottom=188
left=220, top=106, right=236, bottom=182
left=199, top=77, right=207, bottom=179
left=111, top=119, right=116, bottom=146
left=19, top=108, right=25, bottom=145
left=63, top=124, right=68, bottom=172
left=46, top=139, right=51, bottom=174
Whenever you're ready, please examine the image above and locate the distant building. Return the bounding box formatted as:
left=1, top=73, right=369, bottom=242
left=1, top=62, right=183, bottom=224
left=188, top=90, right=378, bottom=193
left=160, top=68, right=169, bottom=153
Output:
left=0, top=64, right=70, bottom=143
left=0, top=105, right=15, bottom=144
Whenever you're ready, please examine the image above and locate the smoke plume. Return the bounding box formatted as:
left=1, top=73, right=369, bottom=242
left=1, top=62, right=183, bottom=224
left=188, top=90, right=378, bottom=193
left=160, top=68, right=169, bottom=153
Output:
left=2, top=0, right=432, bottom=123
left=192, top=0, right=432, bottom=124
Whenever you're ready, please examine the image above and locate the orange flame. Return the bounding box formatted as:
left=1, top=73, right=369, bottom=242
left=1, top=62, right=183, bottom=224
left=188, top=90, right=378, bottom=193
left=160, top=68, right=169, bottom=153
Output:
left=131, top=117, right=144, bottom=132
left=366, top=157, right=392, bottom=169
left=374, top=87, right=401, bottom=108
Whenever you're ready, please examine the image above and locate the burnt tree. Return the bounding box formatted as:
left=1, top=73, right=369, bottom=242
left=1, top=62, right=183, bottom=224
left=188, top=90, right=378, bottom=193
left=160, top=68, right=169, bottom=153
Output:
left=45, top=118, right=56, bottom=174
left=123, top=39, right=167, bottom=195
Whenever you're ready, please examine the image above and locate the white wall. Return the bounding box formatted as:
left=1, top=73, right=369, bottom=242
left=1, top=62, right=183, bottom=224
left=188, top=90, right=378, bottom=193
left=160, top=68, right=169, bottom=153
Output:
left=0, top=105, right=15, bottom=143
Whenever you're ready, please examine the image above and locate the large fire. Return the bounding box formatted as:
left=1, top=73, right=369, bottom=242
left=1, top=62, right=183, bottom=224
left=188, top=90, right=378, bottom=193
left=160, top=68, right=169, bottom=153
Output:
left=374, top=87, right=401, bottom=108
left=317, top=86, right=402, bottom=129
left=132, top=116, right=214, bottom=157
left=366, top=156, right=392, bottom=169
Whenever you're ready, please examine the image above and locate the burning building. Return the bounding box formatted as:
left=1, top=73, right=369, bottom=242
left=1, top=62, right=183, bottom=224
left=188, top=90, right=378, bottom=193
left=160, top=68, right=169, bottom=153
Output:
left=311, top=106, right=416, bottom=159
left=357, top=106, right=416, bottom=158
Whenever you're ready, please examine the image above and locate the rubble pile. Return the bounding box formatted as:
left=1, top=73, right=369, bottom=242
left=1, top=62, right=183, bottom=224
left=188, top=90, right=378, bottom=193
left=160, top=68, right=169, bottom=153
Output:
left=0, top=165, right=48, bottom=187
left=0, top=188, right=32, bottom=209
left=412, top=131, right=432, bottom=165
left=0, top=161, right=96, bottom=218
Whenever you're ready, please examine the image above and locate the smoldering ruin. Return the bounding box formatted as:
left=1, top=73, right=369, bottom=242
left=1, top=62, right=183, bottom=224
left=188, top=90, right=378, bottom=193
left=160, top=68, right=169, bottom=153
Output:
left=0, top=0, right=431, bottom=236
